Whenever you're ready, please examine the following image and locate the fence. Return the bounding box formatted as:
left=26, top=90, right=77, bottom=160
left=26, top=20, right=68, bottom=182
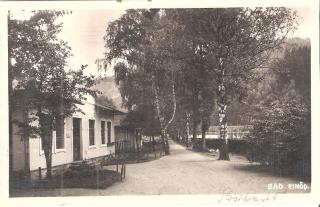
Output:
left=193, top=138, right=249, bottom=155
left=115, top=139, right=138, bottom=154
left=114, top=138, right=164, bottom=162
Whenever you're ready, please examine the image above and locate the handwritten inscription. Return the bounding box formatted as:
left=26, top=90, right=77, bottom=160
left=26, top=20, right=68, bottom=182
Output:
left=218, top=188, right=277, bottom=203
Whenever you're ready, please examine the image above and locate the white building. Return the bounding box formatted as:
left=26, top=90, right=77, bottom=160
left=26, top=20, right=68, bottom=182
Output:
left=12, top=95, right=127, bottom=178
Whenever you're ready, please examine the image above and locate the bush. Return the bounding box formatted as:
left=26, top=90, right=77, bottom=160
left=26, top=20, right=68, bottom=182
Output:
left=245, top=98, right=310, bottom=180
left=62, top=169, right=121, bottom=189
left=193, top=138, right=249, bottom=155
left=66, top=161, right=96, bottom=178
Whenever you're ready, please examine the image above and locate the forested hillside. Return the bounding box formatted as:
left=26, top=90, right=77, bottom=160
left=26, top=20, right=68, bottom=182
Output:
left=93, top=37, right=310, bottom=127
left=93, top=76, right=126, bottom=111
left=209, top=37, right=310, bottom=126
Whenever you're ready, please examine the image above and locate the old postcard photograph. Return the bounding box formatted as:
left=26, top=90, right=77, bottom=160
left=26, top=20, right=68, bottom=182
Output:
left=0, top=0, right=319, bottom=206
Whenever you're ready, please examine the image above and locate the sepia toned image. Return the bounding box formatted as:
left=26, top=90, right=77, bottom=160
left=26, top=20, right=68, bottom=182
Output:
left=7, top=6, right=312, bottom=200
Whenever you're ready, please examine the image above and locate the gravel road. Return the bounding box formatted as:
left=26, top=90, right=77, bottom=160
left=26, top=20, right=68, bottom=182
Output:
left=12, top=140, right=310, bottom=197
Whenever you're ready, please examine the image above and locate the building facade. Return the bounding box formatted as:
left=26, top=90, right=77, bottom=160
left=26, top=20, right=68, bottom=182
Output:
left=12, top=95, right=125, bottom=176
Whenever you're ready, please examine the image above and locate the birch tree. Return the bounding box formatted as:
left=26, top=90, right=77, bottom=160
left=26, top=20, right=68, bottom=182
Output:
left=164, top=9, right=218, bottom=149
left=183, top=8, right=297, bottom=160
left=99, top=9, right=179, bottom=154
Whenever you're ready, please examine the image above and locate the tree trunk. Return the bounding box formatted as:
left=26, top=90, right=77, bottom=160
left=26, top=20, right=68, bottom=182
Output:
left=165, top=138, right=170, bottom=154
left=192, top=119, right=197, bottom=145
left=161, top=135, right=166, bottom=153
left=152, top=76, right=176, bottom=156
left=135, top=130, right=139, bottom=152
left=160, top=130, right=169, bottom=155
left=44, top=143, right=52, bottom=179
left=192, top=90, right=199, bottom=147
left=177, top=129, right=180, bottom=141
left=38, top=111, right=54, bottom=178
left=43, top=128, right=53, bottom=178
left=22, top=110, right=30, bottom=178
left=186, top=113, right=190, bottom=147
left=218, top=58, right=230, bottom=160
left=152, top=135, right=155, bottom=152
left=219, top=139, right=230, bottom=160
left=201, top=120, right=206, bottom=152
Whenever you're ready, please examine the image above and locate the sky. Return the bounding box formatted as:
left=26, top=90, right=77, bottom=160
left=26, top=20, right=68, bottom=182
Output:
left=58, top=10, right=124, bottom=77
left=292, top=7, right=312, bottom=38
left=11, top=7, right=312, bottom=77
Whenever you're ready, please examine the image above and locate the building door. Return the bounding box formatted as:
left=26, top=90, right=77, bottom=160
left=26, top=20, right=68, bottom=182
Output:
left=73, top=118, right=81, bottom=161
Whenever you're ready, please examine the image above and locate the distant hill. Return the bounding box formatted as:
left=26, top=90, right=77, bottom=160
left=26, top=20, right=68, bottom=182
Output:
left=210, top=37, right=311, bottom=126
left=268, top=37, right=310, bottom=60
left=92, top=38, right=309, bottom=115
left=285, top=37, right=310, bottom=48
left=93, top=76, right=127, bottom=112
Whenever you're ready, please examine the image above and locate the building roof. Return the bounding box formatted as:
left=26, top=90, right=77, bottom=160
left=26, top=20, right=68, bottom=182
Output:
left=91, top=102, right=126, bottom=115
left=12, top=89, right=126, bottom=115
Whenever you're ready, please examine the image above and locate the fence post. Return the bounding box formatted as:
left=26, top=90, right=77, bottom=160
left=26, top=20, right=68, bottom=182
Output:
left=96, top=167, right=99, bottom=188
left=38, top=167, right=42, bottom=180
left=120, top=165, right=123, bottom=181
left=61, top=165, right=64, bottom=188
left=123, top=164, right=126, bottom=178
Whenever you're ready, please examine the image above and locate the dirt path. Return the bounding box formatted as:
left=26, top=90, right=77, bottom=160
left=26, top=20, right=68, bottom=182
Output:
left=13, top=140, right=310, bottom=196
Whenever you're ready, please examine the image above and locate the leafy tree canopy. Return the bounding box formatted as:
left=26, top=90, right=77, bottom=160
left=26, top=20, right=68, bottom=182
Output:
left=9, top=10, right=97, bottom=178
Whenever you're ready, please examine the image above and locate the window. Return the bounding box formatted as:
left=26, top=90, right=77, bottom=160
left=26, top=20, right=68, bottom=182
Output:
left=55, top=116, right=65, bottom=149
left=107, top=121, right=111, bottom=144
left=89, top=120, right=95, bottom=146
left=101, top=121, right=106, bottom=145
